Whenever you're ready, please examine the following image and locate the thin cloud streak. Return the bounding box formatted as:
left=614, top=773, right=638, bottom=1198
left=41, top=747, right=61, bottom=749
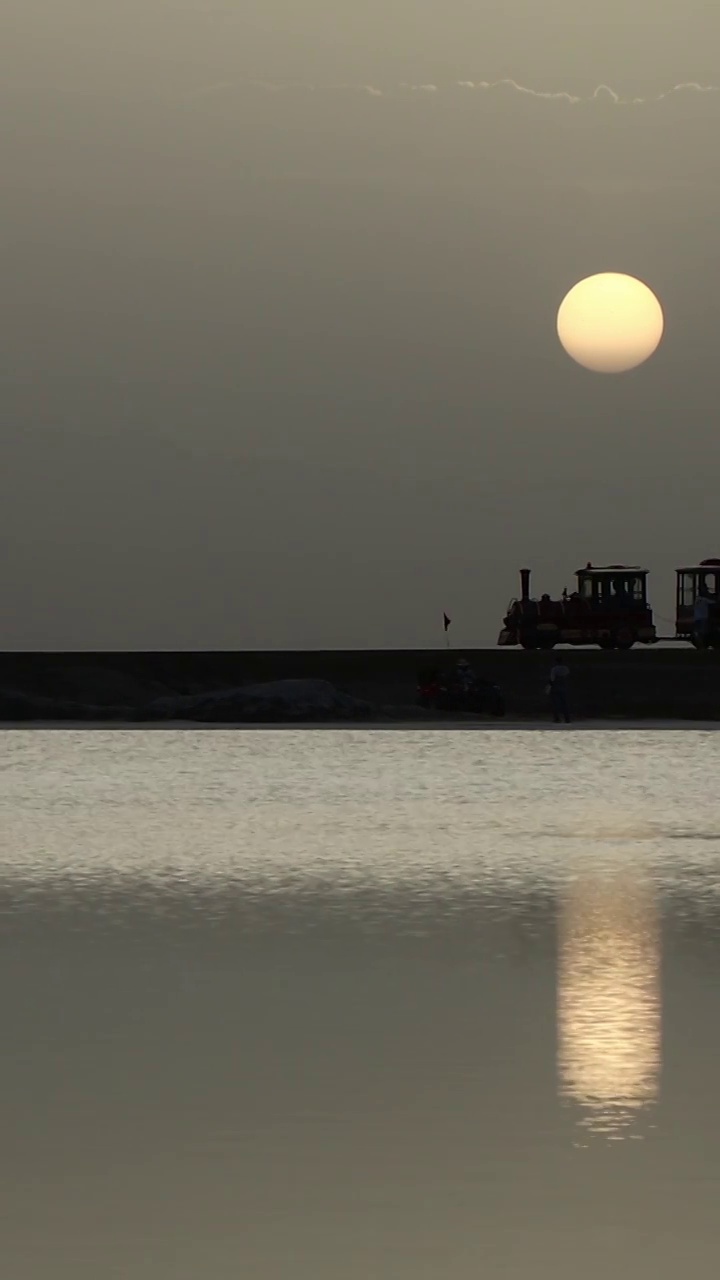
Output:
left=455, top=78, right=720, bottom=104
left=185, top=77, right=720, bottom=106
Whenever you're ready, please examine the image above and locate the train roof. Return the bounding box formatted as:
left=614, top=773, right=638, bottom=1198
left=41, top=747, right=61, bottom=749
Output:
left=575, top=564, right=648, bottom=575
left=676, top=559, right=720, bottom=572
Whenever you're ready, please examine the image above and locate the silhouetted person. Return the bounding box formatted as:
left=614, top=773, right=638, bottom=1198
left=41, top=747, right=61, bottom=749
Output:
left=455, top=658, right=476, bottom=692
left=613, top=578, right=630, bottom=609
left=548, top=656, right=571, bottom=723
left=693, top=592, right=711, bottom=646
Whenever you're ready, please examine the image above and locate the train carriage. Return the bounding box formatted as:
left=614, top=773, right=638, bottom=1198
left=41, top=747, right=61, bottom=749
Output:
left=676, top=558, right=720, bottom=648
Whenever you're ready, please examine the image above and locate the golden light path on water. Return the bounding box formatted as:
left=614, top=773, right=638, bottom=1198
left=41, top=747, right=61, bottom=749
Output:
left=557, top=871, right=661, bottom=1140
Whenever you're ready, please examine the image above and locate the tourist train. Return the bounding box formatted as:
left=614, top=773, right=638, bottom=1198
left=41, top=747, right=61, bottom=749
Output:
left=498, top=560, right=720, bottom=650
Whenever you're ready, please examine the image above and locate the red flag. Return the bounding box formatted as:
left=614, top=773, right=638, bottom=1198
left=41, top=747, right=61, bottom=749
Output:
left=443, top=613, right=451, bottom=632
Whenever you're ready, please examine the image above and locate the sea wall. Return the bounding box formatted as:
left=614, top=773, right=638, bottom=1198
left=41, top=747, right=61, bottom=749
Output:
left=0, top=647, right=719, bottom=720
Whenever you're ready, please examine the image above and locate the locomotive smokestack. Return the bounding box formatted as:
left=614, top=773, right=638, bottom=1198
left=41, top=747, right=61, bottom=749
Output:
left=520, top=568, right=531, bottom=601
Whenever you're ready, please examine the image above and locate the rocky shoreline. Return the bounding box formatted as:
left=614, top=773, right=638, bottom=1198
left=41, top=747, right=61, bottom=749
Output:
left=0, top=679, right=375, bottom=725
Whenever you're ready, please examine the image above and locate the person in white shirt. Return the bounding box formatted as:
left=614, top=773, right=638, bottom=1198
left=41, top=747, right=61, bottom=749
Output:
left=547, top=657, right=571, bottom=723
left=693, top=593, right=711, bottom=646
left=455, top=658, right=476, bottom=693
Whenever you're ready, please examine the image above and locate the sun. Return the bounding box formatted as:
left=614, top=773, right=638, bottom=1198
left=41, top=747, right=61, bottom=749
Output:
left=557, top=272, right=664, bottom=373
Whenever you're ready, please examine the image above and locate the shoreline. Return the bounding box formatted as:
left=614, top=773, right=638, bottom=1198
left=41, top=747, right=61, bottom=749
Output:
left=3, top=719, right=720, bottom=731
left=3, top=647, right=720, bottom=724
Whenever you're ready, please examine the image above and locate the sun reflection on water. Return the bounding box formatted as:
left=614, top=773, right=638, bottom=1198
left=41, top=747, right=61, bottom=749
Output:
left=556, top=872, right=661, bottom=1140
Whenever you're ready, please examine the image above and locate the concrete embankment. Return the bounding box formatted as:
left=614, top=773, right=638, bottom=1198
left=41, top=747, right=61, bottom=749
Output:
left=1, top=647, right=720, bottom=721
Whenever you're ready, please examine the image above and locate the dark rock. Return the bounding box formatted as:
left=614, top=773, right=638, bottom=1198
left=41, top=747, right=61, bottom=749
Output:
left=0, top=678, right=374, bottom=723
left=146, top=678, right=374, bottom=723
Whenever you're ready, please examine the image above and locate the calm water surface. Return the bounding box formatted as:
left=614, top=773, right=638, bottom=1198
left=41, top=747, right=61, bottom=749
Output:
left=1, top=730, right=719, bottom=1278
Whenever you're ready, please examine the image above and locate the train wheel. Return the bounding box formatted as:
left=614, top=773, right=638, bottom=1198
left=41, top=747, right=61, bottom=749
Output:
left=537, top=633, right=558, bottom=650
left=598, top=636, right=615, bottom=650
left=615, top=628, right=635, bottom=650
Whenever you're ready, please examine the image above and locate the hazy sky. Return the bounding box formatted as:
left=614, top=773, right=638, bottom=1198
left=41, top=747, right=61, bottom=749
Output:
left=3, top=2, right=720, bottom=648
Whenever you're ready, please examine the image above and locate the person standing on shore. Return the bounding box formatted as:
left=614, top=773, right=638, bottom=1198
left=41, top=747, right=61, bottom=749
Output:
left=547, top=656, right=571, bottom=723
left=455, top=657, right=476, bottom=693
